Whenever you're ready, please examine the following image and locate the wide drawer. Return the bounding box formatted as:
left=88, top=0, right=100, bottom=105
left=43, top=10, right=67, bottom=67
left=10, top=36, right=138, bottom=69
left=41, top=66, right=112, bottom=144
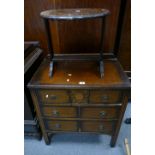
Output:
left=70, top=90, right=89, bottom=103
left=81, top=121, right=115, bottom=134
left=80, top=107, right=120, bottom=119
left=38, top=90, right=69, bottom=104
left=89, top=90, right=121, bottom=103
left=41, top=107, right=77, bottom=118
left=45, top=120, right=78, bottom=131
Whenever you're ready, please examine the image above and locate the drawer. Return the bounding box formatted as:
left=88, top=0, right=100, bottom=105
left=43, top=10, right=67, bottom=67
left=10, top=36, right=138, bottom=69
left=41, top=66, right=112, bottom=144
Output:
left=38, top=90, right=69, bottom=104
left=45, top=120, right=78, bottom=131
left=89, top=90, right=121, bottom=103
left=81, top=121, right=115, bottom=134
left=41, top=107, right=77, bottom=118
left=70, top=90, right=89, bottom=103
left=80, top=107, right=120, bottom=119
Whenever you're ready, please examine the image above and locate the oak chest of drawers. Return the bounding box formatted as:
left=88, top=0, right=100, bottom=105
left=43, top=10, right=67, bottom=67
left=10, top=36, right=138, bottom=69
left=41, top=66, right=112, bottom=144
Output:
left=28, top=58, right=130, bottom=147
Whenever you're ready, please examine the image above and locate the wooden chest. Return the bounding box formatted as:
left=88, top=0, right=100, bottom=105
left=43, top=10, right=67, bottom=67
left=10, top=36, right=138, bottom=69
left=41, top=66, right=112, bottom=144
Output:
left=28, top=58, right=130, bottom=147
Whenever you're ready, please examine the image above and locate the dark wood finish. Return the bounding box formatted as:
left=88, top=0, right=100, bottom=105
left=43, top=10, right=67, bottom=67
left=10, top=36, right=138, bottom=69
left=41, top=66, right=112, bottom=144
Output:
left=28, top=58, right=130, bottom=146
left=24, top=0, right=121, bottom=54
left=24, top=42, right=43, bottom=139
left=89, top=90, right=121, bottom=103
left=52, top=53, right=116, bottom=61
left=81, top=120, right=115, bottom=134
left=40, top=8, right=110, bottom=20
left=80, top=107, right=120, bottom=119
left=28, top=58, right=130, bottom=89
left=45, top=120, right=78, bottom=131
left=41, top=107, right=77, bottom=118
left=24, top=47, right=43, bottom=74
left=70, top=90, right=89, bottom=103
left=116, top=0, right=131, bottom=72
left=43, top=18, right=53, bottom=61
left=30, top=90, right=50, bottom=144
left=110, top=93, right=129, bottom=147
left=41, top=8, right=110, bottom=78
left=24, top=92, right=33, bottom=120
left=38, top=89, right=69, bottom=104
left=42, top=118, right=118, bottom=121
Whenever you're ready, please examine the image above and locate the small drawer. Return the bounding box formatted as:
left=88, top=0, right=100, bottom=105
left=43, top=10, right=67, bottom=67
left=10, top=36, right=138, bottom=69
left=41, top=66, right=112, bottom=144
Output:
left=89, top=90, right=121, bottom=103
left=38, top=90, right=69, bottom=104
left=81, top=121, right=115, bottom=134
left=80, top=107, right=120, bottom=119
left=41, top=107, right=77, bottom=118
left=70, top=90, right=89, bottom=103
left=45, top=120, right=78, bottom=131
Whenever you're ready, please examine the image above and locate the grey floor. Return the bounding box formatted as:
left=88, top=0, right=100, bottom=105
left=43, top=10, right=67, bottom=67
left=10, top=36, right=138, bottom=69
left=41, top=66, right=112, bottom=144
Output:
left=24, top=103, right=131, bottom=155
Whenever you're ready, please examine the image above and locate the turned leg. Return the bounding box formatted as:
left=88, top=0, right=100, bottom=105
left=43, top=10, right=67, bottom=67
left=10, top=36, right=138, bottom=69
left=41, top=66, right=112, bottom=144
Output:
left=99, top=17, right=106, bottom=78
left=44, top=18, right=54, bottom=78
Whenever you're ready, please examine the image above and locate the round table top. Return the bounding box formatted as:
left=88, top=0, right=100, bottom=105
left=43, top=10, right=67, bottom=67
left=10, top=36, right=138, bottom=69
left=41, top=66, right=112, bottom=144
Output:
left=40, top=8, right=110, bottom=20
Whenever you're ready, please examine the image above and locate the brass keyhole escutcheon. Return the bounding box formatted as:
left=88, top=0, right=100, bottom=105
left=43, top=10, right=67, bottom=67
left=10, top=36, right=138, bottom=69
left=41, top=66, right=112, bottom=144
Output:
left=75, top=93, right=83, bottom=100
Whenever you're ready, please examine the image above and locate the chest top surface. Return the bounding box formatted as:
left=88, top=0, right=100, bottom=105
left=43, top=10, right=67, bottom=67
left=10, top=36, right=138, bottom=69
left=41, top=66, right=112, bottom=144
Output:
left=28, top=58, right=130, bottom=89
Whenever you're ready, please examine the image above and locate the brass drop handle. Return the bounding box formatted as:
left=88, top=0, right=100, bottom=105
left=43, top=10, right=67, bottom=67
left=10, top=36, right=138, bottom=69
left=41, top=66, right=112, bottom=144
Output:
left=52, top=110, right=59, bottom=116
left=101, top=95, right=109, bottom=101
left=99, top=111, right=106, bottom=117
left=99, top=124, right=104, bottom=131
left=55, top=124, right=61, bottom=129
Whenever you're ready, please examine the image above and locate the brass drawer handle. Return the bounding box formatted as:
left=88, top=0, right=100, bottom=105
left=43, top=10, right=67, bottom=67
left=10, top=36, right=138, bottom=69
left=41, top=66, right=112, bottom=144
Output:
left=101, top=95, right=109, bottom=101
left=99, top=111, right=106, bottom=117
left=52, top=110, right=59, bottom=117
left=55, top=123, right=61, bottom=129
left=45, top=94, right=57, bottom=100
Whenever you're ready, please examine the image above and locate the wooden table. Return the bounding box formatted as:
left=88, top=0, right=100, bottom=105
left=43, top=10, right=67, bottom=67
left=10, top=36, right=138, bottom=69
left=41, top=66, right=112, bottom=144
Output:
left=40, top=8, right=110, bottom=78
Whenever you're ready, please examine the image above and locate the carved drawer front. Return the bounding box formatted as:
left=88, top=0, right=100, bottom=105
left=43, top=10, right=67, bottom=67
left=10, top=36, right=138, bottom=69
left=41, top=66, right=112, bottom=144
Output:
left=81, top=121, right=114, bottom=134
left=45, top=120, right=78, bottom=131
left=38, top=90, right=69, bottom=104
left=80, top=107, right=119, bottom=119
left=89, top=90, right=121, bottom=103
left=41, top=107, right=77, bottom=118
left=70, top=90, right=89, bottom=103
